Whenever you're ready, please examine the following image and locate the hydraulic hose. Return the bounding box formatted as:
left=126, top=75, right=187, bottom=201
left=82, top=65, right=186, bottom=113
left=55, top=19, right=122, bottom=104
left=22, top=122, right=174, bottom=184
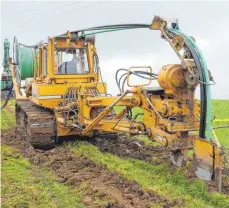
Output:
left=169, top=28, right=212, bottom=141
left=80, top=27, right=144, bottom=37
left=115, top=68, right=157, bottom=93
left=57, top=24, right=151, bottom=37
left=169, top=29, right=207, bottom=138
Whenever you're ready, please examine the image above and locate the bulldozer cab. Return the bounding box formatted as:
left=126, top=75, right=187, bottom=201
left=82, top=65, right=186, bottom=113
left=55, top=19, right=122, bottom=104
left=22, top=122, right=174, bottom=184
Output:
left=27, top=34, right=106, bottom=108
left=35, top=34, right=98, bottom=83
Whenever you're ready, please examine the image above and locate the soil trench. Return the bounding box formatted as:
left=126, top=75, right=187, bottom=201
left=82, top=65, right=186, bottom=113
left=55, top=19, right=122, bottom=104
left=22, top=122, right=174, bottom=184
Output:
left=84, top=135, right=229, bottom=195
left=86, top=135, right=169, bottom=165
left=2, top=128, right=183, bottom=208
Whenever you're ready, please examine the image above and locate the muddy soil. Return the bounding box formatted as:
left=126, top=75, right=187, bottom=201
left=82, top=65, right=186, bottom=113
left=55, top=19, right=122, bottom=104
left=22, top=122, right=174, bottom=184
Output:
left=223, top=151, right=229, bottom=194
left=85, top=134, right=229, bottom=195
left=86, top=135, right=169, bottom=165
left=2, top=128, right=184, bottom=208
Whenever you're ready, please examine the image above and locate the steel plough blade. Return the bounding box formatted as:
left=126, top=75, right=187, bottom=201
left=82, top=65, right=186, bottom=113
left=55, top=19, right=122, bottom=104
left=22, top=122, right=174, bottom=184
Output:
left=193, top=139, right=214, bottom=181
left=193, top=138, right=224, bottom=192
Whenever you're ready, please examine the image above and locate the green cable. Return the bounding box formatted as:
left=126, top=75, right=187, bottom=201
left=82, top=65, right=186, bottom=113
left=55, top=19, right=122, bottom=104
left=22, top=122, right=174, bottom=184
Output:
left=80, top=27, right=144, bottom=37
left=169, top=28, right=212, bottom=141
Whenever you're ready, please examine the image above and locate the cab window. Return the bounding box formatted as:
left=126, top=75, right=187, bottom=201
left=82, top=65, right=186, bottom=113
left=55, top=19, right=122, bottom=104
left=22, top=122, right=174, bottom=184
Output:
left=54, top=48, right=89, bottom=75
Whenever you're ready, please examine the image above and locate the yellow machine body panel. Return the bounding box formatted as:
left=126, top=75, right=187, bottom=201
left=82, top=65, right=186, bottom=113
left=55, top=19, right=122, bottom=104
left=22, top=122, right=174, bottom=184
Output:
left=31, top=82, right=107, bottom=108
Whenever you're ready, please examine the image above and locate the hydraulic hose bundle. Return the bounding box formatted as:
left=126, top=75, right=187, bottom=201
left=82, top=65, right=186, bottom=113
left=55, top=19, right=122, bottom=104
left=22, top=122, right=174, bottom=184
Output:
left=57, top=24, right=151, bottom=37
left=115, top=68, right=158, bottom=93
left=168, top=27, right=212, bottom=140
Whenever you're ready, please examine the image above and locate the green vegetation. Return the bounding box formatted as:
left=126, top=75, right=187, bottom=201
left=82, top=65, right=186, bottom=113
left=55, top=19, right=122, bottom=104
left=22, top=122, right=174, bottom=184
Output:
left=0, top=108, right=15, bottom=130
left=212, top=100, right=229, bottom=147
left=70, top=141, right=229, bottom=208
left=212, top=100, right=229, bottom=119
left=1, top=145, right=84, bottom=208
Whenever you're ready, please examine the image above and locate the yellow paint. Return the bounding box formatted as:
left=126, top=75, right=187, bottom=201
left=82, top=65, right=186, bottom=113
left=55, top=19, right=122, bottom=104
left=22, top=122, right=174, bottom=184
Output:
left=193, top=138, right=213, bottom=165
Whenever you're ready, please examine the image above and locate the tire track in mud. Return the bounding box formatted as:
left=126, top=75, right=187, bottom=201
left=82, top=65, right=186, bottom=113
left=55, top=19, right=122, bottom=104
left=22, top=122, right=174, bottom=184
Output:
left=2, top=128, right=183, bottom=208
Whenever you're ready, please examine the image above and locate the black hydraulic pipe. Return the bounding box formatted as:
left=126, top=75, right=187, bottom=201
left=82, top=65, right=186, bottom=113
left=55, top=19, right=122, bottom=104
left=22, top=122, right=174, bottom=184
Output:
left=57, top=24, right=151, bottom=37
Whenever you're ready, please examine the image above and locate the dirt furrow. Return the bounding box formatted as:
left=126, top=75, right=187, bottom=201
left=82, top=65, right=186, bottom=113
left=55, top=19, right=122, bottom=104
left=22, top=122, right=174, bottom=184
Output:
left=84, top=135, right=229, bottom=195
left=85, top=135, right=169, bottom=165
left=2, top=128, right=182, bottom=208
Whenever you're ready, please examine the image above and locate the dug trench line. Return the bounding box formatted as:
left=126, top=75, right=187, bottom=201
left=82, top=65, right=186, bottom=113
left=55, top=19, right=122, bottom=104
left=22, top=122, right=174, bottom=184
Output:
left=85, top=135, right=169, bottom=165
left=1, top=128, right=182, bottom=208
left=84, top=134, right=229, bottom=195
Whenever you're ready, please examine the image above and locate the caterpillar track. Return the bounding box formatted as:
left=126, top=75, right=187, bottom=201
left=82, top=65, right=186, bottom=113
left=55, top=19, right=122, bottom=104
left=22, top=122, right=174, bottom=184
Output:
left=16, top=100, right=56, bottom=148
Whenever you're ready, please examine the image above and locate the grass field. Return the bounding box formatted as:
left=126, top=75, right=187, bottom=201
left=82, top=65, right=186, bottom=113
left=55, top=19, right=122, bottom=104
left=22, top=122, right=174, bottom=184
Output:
left=2, top=145, right=83, bottom=208
left=1, top=99, right=229, bottom=207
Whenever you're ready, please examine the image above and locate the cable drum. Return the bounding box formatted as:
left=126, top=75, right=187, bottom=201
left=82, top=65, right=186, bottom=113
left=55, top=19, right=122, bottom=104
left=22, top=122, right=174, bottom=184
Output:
left=13, top=37, right=34, bottom=84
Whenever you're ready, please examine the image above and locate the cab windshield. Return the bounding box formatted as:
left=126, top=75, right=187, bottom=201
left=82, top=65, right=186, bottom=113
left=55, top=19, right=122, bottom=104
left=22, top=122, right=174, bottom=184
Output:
left=54, top=48, right=89, bottom=74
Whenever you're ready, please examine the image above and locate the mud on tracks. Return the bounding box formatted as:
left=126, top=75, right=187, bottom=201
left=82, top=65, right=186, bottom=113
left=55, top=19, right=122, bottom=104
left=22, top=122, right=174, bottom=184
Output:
left=1, top=128, right=183, bottom=208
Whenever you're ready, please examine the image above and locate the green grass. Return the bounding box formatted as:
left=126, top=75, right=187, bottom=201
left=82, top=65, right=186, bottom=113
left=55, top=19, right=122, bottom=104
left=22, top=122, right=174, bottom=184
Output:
left=1, top=144, right=84, bottom=208
left=70, top=142, right=229, bottom=208
left=0, top=108, right=15, bottom=130
left=212, top=100, right=229, bottom=119
left=211, top=100, right=229, bottom=147
left=133, top=135, right=162, bottom=147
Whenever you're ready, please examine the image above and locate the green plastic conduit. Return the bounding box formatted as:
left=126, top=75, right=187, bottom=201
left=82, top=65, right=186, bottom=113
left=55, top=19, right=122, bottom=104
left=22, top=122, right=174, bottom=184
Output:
left=169, top=28, right=212, bottom=141
left=80, top=27, right=144, bottom=37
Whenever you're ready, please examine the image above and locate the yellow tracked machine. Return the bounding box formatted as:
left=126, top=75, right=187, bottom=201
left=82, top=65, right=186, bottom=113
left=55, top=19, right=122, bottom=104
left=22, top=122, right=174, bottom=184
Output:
left=1, top=17, right=225, bottom=191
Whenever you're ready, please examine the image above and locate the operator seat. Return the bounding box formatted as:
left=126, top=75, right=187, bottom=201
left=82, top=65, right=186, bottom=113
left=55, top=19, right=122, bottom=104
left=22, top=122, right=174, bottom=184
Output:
left=58, top=60, right=78, bottom=74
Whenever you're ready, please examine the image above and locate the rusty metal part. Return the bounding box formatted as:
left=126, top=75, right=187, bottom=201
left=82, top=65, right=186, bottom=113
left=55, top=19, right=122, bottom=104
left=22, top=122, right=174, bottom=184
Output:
left=152, top=127, right=193, bottom=150
left=213, top=145, right=224, bottom=192
left=16, top=100, right=55, bottom=148
left=145, top=96, right=166, bottom=125
left=185, top=68, right=199, bottom=86
left=172, top=35, right=184, bottom=51
left=25, top=84, right=32, bottom=97
left=55, top=102, right=77, bottom=111
left=85, top=35, right=95, bottom=45
left=90, top=107, right=108, bottom=119
left=158, top=64, right=186, bottom=93
left=151, top=16, right=167, bottom=30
